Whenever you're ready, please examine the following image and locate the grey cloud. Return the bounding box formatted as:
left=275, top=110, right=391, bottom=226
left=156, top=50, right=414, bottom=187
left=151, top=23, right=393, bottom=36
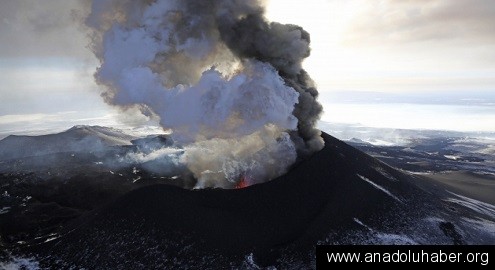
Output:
left=0, top=0, right=91, bottom=59
left=345, top=0, right=495, bottom=45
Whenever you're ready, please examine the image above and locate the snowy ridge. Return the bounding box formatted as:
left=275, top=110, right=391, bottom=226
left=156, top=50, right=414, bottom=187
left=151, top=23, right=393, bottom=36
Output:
left=446, top=191, right=495, bottom=218
left=0, top=125, right=139, bottom=160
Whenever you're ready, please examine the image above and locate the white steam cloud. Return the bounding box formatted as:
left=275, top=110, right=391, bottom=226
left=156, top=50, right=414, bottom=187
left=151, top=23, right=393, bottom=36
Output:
left=86, top=0, right=323, bottom=188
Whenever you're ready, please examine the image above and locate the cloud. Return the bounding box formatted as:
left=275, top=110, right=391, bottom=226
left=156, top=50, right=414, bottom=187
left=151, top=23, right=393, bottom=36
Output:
left=345, top=0, right=495, bottom=46
left=0, top=0, right=91, bottom=59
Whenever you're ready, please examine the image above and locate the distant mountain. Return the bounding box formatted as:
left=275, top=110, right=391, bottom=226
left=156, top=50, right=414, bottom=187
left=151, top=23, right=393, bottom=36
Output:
left=131, top=134, right=175, bottom=154
left=17, top=132, right=494, bottom=268
left=0, top=125, right=137, bottom=160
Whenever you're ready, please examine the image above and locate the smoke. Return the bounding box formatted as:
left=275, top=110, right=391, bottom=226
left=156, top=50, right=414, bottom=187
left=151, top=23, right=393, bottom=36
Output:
left=85, top=0, right=324, bottom=188
left=183, top=125, right=297, bottom=189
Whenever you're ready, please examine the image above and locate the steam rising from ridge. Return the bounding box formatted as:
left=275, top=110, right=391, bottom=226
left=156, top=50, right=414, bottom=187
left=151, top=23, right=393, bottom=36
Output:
left=86, top=0, right=324, bottom=188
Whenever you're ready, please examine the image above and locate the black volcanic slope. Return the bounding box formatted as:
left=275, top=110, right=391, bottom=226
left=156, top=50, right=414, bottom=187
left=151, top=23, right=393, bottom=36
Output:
left=6, top=132, right=495, bottom=268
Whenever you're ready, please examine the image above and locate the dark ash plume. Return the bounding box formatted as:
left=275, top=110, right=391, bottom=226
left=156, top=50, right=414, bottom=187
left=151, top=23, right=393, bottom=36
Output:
left=217, top=12, right=324, bottom=156
left=85, top=0, right=324, bottom=187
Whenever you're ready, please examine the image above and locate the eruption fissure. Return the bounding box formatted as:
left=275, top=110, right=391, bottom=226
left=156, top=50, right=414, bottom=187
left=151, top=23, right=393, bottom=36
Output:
left=86, top=0, right=324, bottom=188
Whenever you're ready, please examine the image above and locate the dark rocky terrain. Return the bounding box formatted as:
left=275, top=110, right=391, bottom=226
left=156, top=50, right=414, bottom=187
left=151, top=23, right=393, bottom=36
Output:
left=1, top=126, right=494, bottom=268
left=347, top=137, right=495, bottom=176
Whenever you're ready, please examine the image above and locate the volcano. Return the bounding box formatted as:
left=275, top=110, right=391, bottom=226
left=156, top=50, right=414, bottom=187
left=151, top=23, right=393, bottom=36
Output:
left=3, top=0, right=494, bottom=268
left=2, top=129, right=493, bottom=268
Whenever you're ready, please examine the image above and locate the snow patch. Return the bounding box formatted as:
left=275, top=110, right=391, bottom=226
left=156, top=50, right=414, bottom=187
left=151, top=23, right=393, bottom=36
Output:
left=244, top=253, right=261, bottom=269
left=352, top=218, right=417, bottom=244
left=44, top=236, right=59, bottom=243
left=0, top=206, right=11, bottom=214
left=461, top=217, right=495, bottom=235
left=375, top=167, right=398, bottom=181
left=363, top=139, right=397, bottom=146
left=357, top=174, right=403, bottom=203
left=463, top=218, right=495, bottom=235
left=445, top=191, right=495, bottom=218
left=374, top=233, right=418, bottom=245
left=444, top=155, right=459, bottom=161
left=353, top=218, right=372, bottom=231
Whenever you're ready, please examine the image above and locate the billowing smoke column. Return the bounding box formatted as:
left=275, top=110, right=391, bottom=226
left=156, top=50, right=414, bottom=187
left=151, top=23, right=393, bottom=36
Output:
left=86, top=0, right=324, bottom=188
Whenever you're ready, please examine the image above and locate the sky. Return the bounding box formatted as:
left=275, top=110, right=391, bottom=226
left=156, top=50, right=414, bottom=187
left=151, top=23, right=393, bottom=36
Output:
left=0, top=0, right=494, bottom=135
left=267, top=0, right=495, bottom=93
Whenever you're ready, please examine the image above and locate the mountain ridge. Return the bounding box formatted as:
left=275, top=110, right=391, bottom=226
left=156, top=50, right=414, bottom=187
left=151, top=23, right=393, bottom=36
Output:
left=0, top=125, right=137, bottom=160
left=17, top=132, right=494, bottom=268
